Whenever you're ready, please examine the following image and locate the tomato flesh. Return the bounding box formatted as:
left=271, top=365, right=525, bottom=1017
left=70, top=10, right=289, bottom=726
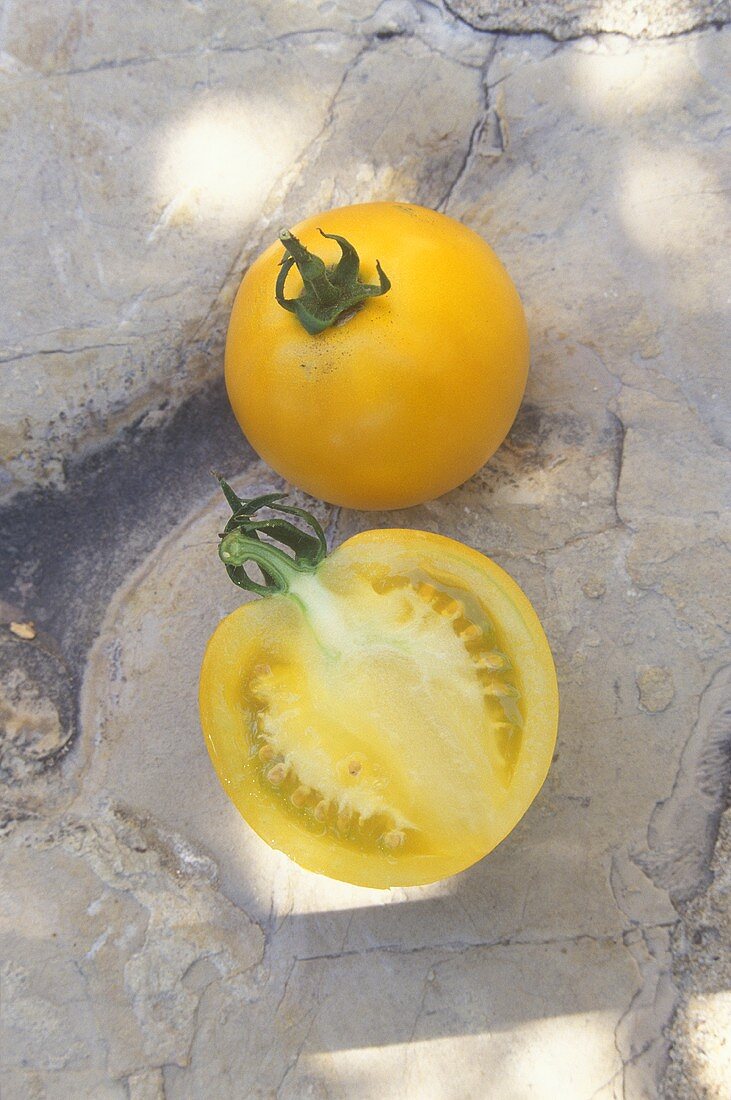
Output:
left=200, top=531, right=558, bottom=888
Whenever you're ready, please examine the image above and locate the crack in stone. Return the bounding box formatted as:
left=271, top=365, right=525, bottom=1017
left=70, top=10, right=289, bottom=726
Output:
left=407, top=964, right=433, bottom=1045
left=440, top=0, right=730, bottom=43
left=16, top=29, right=353, bottom=81
left=0, top=341, right=131, bottom=365
left=273, top=965, right=325, bottom=1099
left=586, top=1066, right=622, bottom=1100
left=273, top=955, right=299, bottom=1020
left=608, top=410, right=627, bottom=530
left=395, top=0, right=486, bottom=70
left=437, top=40, right=499, bottom=211
left=288, top=926, right=677, bottom=965
left=540, top=522, right=628, bottom=557
left=613, top=935, right=650, bottom=1100
left=118, top=1067, right=167, bottom=1098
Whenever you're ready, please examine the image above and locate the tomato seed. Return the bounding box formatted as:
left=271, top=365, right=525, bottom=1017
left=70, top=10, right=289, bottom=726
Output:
left=474, top=650, right=510, bottom=671
left=267, top=763, right=288, bottom=786
left=291, top=785, right=312, bottom=808
left=440, top=597, right=464, bottom=620
left=371, top=573, right=408, bottom=594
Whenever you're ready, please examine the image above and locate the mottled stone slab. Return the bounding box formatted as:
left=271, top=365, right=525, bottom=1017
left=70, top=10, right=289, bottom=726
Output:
left=1, top=5, right=730, bottom=1099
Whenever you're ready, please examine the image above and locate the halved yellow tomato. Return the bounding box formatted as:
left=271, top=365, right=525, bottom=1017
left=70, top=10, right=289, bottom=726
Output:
left=199, top=485, right=558, bottom=888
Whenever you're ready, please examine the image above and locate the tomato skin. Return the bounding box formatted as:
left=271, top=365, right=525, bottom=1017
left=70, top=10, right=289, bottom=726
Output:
left=199, top=528, right=558, bottom=889
left=225, top=203, right=529, bottom=510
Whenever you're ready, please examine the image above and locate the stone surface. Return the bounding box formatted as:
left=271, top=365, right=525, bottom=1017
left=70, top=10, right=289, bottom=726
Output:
left=665, top=811, right=731, bottom=1098
left=637, top=666, right=676, bottom=714
left=1, top=3, right=730, bottom=1099
left=446, top=0, right=730, bottom=39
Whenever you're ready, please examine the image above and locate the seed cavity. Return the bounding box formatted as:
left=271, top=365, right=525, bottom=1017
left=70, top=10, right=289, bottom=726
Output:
left=482, top=681, right=520, bottom=699
left=254, top=702, right=410, bottom=843
left=370, top=571, right=409, bottom=595
left=373, top=570, right=523, bottom=757
left=248, top=568, right=524, bottom=851
left=382, top=829, right=406, bottom=849
left=249, top=663, right=273, bottom=695
left=494, top=724, right=516, bottom=758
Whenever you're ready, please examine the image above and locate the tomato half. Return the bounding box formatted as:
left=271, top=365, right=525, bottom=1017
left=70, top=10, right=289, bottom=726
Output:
left=199, top=487, right=558, bottom=888
left=225, top=203, right=529, bottom=510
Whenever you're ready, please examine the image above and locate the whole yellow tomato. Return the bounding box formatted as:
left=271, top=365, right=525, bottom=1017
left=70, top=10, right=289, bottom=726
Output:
left=199, top=482, right=558, bottom=888
left=225, top=203, right=529, bottom=510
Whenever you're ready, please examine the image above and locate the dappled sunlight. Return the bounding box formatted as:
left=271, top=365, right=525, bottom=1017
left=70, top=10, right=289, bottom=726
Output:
left=571, top=36, right=690, bottom=117
left=619, top=146, right=727, bottom=257
left=152, top=99, right=304, bottom=236
left=250, top=845, right=448, bottom=917
left=300, top=1010, right=622, bottom=1097
left=681, top=990, right=731, bottom=1094
left=561, top=31, right=730, bottom=324
left=279, top=874, right=451, bottom=918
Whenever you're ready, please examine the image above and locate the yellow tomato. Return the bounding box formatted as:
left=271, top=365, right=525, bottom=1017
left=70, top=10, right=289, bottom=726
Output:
left=199, top=484, right=558, bottom=888
left=225, top=203, right=529, bottom=510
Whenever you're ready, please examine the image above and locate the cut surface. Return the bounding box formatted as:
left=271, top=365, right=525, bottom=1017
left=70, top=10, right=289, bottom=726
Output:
left=200, top=530, right=558, bottom=887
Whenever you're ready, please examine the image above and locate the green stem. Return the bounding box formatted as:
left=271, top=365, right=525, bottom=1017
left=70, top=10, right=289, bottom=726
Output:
left=275, top=227, right=391, bottom=335
left=218, top=530, right=313, bottom=595
left=215, top=478, right=327, bottom=596
left=277, top=231, right=340, bottom=307
left=215, top=481, right=345, bottom=656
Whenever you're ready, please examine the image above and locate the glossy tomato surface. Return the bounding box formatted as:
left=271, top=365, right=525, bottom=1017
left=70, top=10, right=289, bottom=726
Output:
left=225, top=203, right=529, bottom=510
left=199, top=529, right=558, bottom=888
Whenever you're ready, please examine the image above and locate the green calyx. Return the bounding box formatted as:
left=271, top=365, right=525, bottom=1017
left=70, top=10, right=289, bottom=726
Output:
left=275, top=227, right=391, bottom=335
left=216, top=477, right=327, bottom=596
